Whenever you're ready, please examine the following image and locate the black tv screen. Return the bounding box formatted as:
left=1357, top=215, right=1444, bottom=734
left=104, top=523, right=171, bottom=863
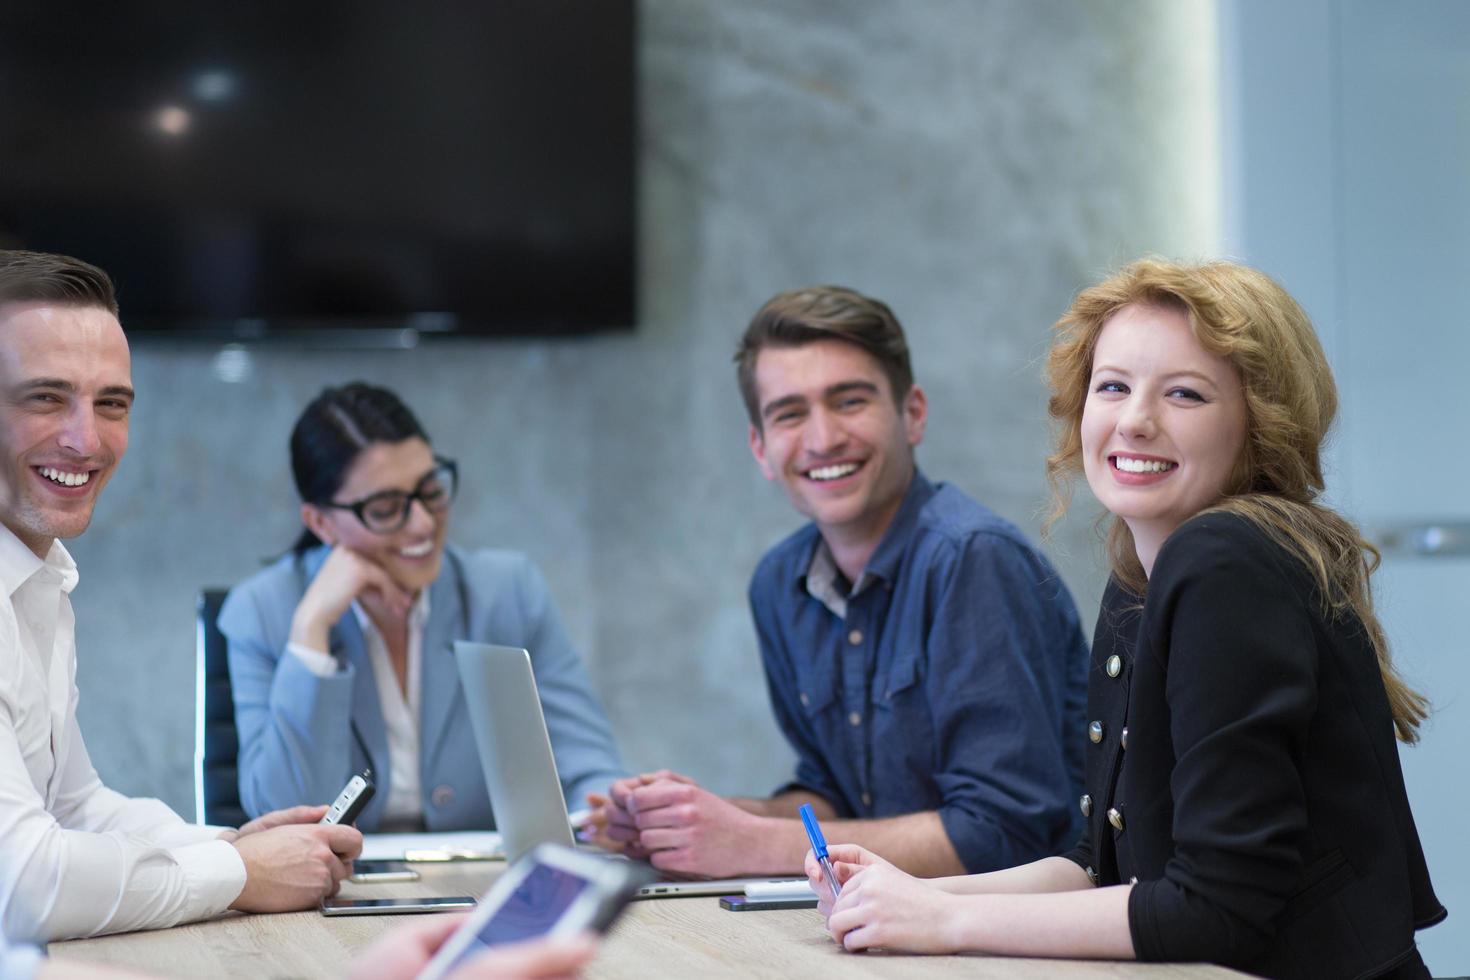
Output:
left=0, top=2, right=636, bottom=339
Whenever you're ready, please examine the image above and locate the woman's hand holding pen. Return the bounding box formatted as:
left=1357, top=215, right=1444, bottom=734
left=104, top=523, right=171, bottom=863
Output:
left=818, top=851, right=962, bottom=954
left=805, top=843, right=959, bottom=952
left=804, top=842, right=887, bottom=918
left=289, top=546, right=413, bottom=652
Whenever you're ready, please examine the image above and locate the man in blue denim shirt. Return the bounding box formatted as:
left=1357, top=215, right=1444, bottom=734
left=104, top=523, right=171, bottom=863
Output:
left=602, top=286, right=1087, bottom=877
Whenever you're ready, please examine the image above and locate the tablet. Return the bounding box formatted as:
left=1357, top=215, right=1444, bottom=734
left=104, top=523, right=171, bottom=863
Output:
left=417, top=844, right=649, bottom=980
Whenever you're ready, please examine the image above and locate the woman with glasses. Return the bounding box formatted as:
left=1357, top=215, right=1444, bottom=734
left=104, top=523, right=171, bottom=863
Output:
left=218, top=382, right=624, bottom=832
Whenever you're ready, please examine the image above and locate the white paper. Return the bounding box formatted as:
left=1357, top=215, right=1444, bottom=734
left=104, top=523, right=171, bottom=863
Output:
left=359, top=830, right=504, bottom=862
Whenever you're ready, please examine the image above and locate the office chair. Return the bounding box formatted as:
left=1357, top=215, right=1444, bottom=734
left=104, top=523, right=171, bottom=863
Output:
left=195, top=589, right=248, bottom=828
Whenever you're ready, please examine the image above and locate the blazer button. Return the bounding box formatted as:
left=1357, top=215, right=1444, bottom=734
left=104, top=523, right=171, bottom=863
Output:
left=1121, top=726, right=1129, bottom=750
left=1088, top=720, right=1104, bottom=743
left=1129, top=875, right=1139, bottom=885
left=1107, top=806, right=1125, bottom=831
left=1106, top=654, right=1122, bottom=678
left=431, top=785, right=456, bottom=808
left=1079, top=794, right=1092, bottom=817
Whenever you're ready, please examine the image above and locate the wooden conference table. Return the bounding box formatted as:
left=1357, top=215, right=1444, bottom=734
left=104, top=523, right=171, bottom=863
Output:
left=51, top=862, right=1244, bottom=979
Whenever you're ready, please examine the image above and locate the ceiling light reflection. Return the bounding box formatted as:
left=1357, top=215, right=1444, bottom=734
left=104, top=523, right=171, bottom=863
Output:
left=153, top=105, right=191, bottom=137
left=211, top=344, right=253, bottom=384
left=193, top=70, right=236, bottom=102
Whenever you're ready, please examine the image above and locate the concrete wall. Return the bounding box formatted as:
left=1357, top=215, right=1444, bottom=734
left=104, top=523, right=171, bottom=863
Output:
left=68, top=0, right=1219, bottom=814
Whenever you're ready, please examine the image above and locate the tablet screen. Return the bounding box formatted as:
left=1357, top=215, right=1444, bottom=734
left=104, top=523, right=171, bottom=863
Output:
left=463, top=862, right=591, bottom=951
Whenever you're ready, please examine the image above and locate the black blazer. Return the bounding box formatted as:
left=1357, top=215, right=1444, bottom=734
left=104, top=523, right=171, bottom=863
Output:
left=1066, top=512, right=1445, bottom=979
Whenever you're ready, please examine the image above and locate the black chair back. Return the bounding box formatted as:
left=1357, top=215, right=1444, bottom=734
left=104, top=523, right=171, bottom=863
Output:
left=196, top=589, right=247, bottom=828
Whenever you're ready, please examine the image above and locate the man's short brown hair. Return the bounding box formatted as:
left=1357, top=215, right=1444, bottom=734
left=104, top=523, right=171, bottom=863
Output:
left=0, top=249, right=119, bottom=316
left=735, top=285, right=914, bottom=427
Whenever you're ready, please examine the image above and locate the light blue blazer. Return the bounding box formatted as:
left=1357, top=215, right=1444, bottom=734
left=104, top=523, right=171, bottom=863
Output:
left=218, top=544, right=625, bottom=831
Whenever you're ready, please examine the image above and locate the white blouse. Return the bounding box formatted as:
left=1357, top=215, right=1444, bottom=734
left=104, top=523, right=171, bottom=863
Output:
left=286, top=591, right=430, bottom=830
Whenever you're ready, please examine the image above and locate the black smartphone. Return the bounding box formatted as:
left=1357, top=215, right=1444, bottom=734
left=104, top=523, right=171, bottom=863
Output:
left=321, top=896, right=476, bottom=916
left=320, top=769, right=375, bottom=827
left=719, top=895, right=819, bottom=912
left=348, top=859, right=421, bottom=883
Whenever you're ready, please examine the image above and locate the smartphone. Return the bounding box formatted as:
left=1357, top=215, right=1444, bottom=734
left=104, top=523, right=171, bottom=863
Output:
left=348, top=860, right=421, bottom=883
left=320, top=896, right=475, bottom=916
left=416, top=844, right=652, bottom=980
left=719, top=895, right=819, bottom=912
left=320, top=770, right=375, bottom=827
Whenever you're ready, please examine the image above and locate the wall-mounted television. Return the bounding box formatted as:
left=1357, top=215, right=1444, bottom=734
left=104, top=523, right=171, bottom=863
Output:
left=0, top=2, right=636, bottom=341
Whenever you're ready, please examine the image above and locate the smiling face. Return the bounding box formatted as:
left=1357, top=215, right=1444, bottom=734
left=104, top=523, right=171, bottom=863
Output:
left=0, top=301, right=134, bottom=557
left=302, top=437, right=449, bottom=594
left=748, top=339, right=926, bottom=548
left=1080, top=302, right=1248, bottom=556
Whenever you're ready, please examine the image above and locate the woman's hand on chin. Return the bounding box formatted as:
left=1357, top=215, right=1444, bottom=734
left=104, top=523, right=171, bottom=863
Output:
left=290, top=546, right=413, bottom=650
left=825, top=862, right=965, bottom=955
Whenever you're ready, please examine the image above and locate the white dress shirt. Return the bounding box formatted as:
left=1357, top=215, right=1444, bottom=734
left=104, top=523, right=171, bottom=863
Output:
left=287, top=592, right=428, bottom=829
left=0, top=526, right=246, bottom=943
left=0, top=933, right=42, bottom=980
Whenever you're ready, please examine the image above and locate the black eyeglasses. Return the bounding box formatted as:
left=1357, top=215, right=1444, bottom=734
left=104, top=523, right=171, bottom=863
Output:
left=319, top=458, right=459, bottom=534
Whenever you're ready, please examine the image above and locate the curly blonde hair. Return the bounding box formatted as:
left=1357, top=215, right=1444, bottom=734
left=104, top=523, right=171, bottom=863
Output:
left=1046, top=257, right=1427, bottom=743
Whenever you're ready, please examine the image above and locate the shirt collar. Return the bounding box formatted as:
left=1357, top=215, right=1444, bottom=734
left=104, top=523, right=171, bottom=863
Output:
left=352, top=587, right=432, bottom=636
left=0, top=525, right=78, bottom=597
left=804, top=539, right=859, bottom=619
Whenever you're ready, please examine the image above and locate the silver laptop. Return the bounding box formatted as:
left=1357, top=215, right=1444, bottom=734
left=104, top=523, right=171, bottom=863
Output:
left=453, top=642, right=802, bottom=899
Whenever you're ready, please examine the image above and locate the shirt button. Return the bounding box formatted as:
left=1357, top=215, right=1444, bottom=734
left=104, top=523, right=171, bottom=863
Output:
left=1107, top=806, right=1125, bottom=832
left=861, top=792, right=872, bottom=807
left=431, top=785, right=456, bottom=808
left=1121, top=726, right=1129, bottom=750
left=1079, top=794, right=1092, bottom=817
left=847, top=629, right=863, bottom=645
left=1106, top=655, right=1122, bottom=678
left=1088, top=720, right=1105, bottom=743
left=799, top=692, right=810, bottom=707
left=848, top=711, right=862, bottom=727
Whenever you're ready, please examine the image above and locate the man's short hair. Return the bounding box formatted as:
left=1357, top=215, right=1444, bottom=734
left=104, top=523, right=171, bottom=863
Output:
left=735, top=285, right=914, bottom=427
left=0, top=250, right=119, bottom=316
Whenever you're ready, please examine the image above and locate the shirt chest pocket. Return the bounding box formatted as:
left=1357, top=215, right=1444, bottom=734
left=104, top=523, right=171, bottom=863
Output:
left=876, top=656, right=921, bottom=705
left=795, top=680, right=837, bottom=721
left=871, top=656, right=931, bottom=757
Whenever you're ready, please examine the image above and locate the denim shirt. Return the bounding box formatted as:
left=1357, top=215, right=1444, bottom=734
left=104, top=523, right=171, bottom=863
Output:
left=749, top=471, right=1088, bottom=873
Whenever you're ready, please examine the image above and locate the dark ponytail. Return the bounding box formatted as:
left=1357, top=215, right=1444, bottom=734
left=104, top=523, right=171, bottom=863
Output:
left=289, top=383, right=430, bottom=555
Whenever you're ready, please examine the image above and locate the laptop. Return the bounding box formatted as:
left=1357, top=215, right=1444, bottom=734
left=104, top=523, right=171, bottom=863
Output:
left=453, top=641, right=804, bottom=899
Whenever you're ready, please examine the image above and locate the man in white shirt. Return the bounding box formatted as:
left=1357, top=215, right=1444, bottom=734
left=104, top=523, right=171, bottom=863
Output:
left=0, top=249, right=363, bottom=945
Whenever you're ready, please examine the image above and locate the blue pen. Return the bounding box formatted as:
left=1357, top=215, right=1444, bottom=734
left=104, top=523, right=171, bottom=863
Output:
left=799, top=803, right=842, bottom=901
